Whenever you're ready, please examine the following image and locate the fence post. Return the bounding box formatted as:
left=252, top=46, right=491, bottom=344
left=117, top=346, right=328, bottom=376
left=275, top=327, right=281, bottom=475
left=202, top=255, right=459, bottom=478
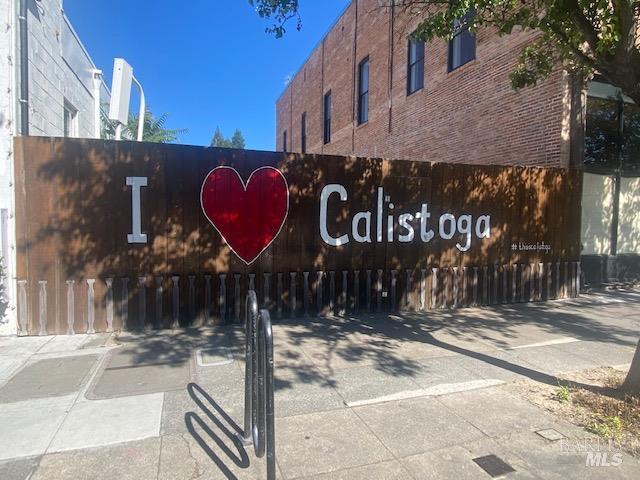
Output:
left=290, top=272, right=297, bottom=317
left=138, top=276, right=147, bottom=330
left=452, top=267, right=459, bottom=309
left=155, top=276, right=163, bottom=329
left=172, top=275, right=180, bottom=328
left=17, top=280, right=28, bottom=335
left=38, top=281, right=47, bottom=336
left=303, top=271, right=310, bottom=317
left=121, top=277, right=129, bottom=331
left=66, top=280, right=75, bottom=335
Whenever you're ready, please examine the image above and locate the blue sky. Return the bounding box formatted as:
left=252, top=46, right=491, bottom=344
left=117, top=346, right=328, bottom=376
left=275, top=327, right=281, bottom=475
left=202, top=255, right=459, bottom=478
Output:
left=64, top=0, right=350, bottom=150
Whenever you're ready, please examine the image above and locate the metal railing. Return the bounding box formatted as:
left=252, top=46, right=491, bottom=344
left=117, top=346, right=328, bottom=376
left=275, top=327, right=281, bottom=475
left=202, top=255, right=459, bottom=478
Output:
left=239, top=290, right=276, bottom=479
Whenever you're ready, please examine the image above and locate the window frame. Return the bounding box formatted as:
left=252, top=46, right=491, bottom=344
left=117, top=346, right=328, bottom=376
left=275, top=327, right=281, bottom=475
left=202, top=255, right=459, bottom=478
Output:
left=63, top=100, right=78, bottom=138
left=357, top=56, right=370, bottom=125
left=323, top=90, right=332, bottom=144
left=407, top=37, right=425, bottom=95
left=447, top=11, right=476, bottom=72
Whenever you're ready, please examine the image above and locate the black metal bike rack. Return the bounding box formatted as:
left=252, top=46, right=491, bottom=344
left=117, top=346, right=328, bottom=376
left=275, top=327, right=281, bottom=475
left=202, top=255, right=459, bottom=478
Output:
left=239, top=290, right=276, bottom=479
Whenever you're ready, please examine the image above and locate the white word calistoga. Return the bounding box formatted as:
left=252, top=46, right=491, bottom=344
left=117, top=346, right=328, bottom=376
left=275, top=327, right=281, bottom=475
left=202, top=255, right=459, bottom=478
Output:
left=319, top=185, right=491, bottom=252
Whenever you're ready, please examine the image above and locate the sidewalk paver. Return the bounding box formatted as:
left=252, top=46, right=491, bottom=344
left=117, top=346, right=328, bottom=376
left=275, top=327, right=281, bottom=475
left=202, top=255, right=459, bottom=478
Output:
left=273, top=376, right=345, bottom=418
left=328, top=364, right=421, bottom=405
left=158, top=432, right=283, bottom=480
left=496, top=429, right=640, bottom=480
left=0, top=456, right=40, bottom=480
left=552, top=340, right=636, bottom=368
left=30, top=438, right=161, bottom=480
left=0, top=336, right=51, bottom=356
left=87, top=348, right=191, bottom=399
left=0, top=355, right=98, bottom=403
left=35, top=335, right=94, bottom=354
left=161, top=379, right=244, bottom=436
left=48, top=393, right=163, bottom=452
left=0, top=396, right=74, bottom=461
left=275, top=408, right=393, bottom=479
left=509, top=344, right=598, bottom=375
left=352, top=396, right=484, bottom=457
left=0, top=357, right=27, bottom=385
left=450, top=349, right=541, bottom=382
left=411, top=355, right=484, bottom=388
left=299, top=460, right=412, bottom=480
left=438, top=387, right=559, bottom=438
left=401, top=445, right=502, bottom=480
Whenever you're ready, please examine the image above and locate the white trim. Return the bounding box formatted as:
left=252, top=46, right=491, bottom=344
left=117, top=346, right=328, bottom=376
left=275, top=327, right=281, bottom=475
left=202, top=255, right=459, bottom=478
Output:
left=63, top=99, right=79, bottom=138
left=588, top=81, right=635, bottom=104
left=200, top=166, right=290, bottom=265
left=0, top=0, right=19, bottom=335
left=91, top=69, right=102, bottom=139
left=508, top=337, right=580, bottom=350
left=346, top=379, right=505, bottom=407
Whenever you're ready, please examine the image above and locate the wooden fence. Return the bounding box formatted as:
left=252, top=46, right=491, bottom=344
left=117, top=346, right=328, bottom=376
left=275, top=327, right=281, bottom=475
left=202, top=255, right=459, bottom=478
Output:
left=13, top=137, right=583, bottom=335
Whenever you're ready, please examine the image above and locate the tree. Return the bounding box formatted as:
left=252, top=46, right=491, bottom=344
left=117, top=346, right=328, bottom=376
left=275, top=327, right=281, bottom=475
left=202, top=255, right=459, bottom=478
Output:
left=125, top=109, right=186, bottom=143
left=101, top=107, right=186, bottom=143
left=210, top=127, right=246, bottom=149
left=249, top=0, right=301, bottom=38
left=251, top=0, right=640, bottom=105
left=211, top=127, right=230, bottom=148
left=231, top=129, right=246, bottom=149
left=253, top=1, right=640, bottom=393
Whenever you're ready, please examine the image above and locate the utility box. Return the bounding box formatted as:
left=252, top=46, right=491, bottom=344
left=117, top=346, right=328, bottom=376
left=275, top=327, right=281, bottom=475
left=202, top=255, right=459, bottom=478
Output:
left=108, top=58, right=133, bottom=125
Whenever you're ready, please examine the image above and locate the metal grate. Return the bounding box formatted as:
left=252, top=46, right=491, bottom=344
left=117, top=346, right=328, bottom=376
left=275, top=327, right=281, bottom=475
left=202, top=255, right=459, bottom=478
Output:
left=472, top=454, right=515, bottom=478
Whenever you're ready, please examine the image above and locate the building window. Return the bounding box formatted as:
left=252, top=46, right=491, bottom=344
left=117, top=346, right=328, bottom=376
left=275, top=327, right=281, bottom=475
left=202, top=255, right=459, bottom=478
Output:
left=357, top=57, right=369, bottom=124
left=301, top=112, right=307, bottom=153
left=283, top=130, right=287, bottom=152
left=63, top=100, right=78, bottom=137
left=582, top=89, right=640, bottom=257
left=407, top=38, right=424, bottom=94
left=448, top=11, right=476, bottom=72
left=323, top=90, right=332, bottom=144
left=585, top=95, right=640, bottom=175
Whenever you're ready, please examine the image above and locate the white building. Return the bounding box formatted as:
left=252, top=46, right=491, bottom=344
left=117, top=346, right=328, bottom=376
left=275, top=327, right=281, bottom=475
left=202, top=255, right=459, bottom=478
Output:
left=0, top=0, right=111, bottom=335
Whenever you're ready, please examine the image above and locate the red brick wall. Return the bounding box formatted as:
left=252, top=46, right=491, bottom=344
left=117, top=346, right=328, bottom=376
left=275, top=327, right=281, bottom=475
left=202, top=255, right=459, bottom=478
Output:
left=275, top=0, right=570, bottom=168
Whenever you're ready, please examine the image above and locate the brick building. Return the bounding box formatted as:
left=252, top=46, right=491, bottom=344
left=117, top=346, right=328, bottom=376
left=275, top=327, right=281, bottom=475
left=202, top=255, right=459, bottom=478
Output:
left=276, top=0, right=640, bottom=284
left=276, top=0, right=581, bottom=168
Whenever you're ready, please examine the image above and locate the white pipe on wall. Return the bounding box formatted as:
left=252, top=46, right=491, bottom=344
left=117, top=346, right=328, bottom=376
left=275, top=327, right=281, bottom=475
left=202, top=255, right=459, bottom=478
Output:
left=132, top=76, right=145, bottom=142
left=91, top=69, right=103, bottom=139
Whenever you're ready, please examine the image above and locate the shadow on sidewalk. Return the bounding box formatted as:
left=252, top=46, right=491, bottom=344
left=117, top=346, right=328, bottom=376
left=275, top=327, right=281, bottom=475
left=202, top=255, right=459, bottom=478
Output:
left=184, top=382, right=248, bottom=479
left=259, top=291, right=639, bottom=398
left=424, top=334, right=618, bottom=396
left=116, top=291, right=638, bottom=403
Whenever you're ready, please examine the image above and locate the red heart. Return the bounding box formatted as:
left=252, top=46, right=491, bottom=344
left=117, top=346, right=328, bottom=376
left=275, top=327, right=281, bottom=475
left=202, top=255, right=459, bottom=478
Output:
left=200, top=166, right=289, bottom=264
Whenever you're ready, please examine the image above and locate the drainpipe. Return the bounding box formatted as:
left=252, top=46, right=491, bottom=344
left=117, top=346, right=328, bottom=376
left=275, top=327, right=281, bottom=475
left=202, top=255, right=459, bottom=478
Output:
left=610, top=98, right=624, bottom=259
left=91, top=69, right=103, bottom=139
left=132, top=76, right=146, bottom=142
left=387, top=1, right=394, bottom=133
left=350, top=0, right=358, bottom=153
left=18, top=0, right=29, bottom=135
left=18, top=0, right=29, bottom=136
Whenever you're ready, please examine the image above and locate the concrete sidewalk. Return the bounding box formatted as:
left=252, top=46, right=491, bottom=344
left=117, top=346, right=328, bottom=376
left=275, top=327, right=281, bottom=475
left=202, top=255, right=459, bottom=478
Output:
left=1, top=290, right=640, bottom=479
